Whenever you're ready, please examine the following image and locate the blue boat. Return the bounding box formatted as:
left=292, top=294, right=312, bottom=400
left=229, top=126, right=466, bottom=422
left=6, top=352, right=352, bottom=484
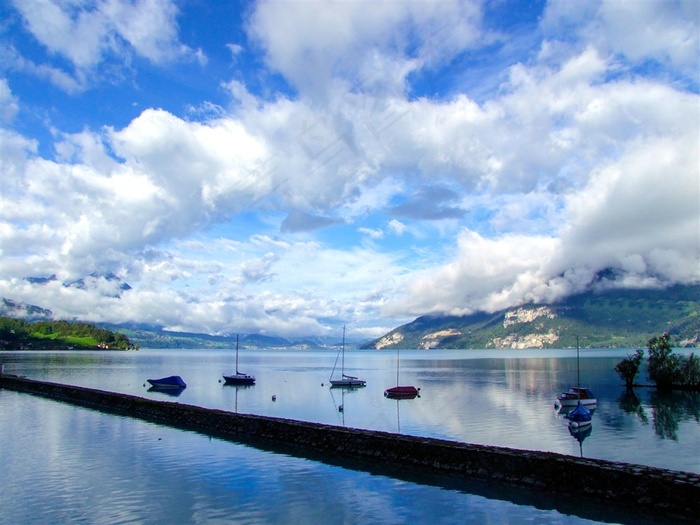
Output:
left=566, top=400, right=592, bottom=429
left=147, top=375, right=187, bottom=389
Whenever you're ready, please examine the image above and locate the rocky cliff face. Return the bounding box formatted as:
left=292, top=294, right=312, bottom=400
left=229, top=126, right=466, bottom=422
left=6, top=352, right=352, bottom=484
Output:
left=374, top=331, right=405, bottom=349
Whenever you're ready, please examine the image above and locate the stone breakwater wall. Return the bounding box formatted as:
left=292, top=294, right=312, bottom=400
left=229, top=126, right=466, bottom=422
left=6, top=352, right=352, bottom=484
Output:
left=2, top=375, right=699, bottom=521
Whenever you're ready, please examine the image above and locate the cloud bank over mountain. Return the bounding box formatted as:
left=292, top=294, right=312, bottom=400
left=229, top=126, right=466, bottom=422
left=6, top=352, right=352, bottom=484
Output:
left=1, top=0, right=698, bottom=338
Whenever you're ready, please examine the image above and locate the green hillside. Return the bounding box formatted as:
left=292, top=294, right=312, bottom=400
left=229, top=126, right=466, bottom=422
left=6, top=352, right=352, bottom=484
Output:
left=0, top=318, right=137, bottom=350
left=362, top=284, right=700, bottom=349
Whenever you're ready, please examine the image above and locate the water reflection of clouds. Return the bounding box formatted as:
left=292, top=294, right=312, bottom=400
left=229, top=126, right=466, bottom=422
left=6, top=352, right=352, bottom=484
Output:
left=3, top=348, right=699, bottom=473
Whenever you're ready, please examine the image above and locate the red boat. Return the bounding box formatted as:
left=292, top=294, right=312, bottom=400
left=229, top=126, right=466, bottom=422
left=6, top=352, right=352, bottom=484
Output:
left=384, top=348, right=420, bottom=399
left=384, top=385, right=420, bottom=399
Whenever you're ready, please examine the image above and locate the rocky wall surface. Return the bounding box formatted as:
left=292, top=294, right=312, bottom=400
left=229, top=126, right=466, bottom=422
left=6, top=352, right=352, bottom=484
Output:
left=2, top=374, right=698, bottom=521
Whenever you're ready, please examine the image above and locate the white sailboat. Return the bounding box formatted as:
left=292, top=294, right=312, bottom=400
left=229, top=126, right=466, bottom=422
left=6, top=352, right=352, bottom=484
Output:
left=557, top=336, right=596, bottom=408
left=329, top=326, right=366, bottom=387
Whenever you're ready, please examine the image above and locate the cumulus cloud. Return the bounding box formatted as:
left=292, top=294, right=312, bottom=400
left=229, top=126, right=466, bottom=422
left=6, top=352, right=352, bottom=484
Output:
left=0, top=1, right=698, bottom=338
left=248, top=0, right=483, bottom=100
left=8, top=0, right=203, bottom=90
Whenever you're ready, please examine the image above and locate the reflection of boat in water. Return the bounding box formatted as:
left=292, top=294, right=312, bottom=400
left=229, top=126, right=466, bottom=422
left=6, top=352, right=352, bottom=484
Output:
left=147, top=385, right=185, bottom=397
left=223, top=383, right=254, bottom=413
left=569, top=422, right=592, bottom=457
left=329, top=326, right=366, bottom=388
left=384, top=348, right=420, bottom=399
left=223, top=335, right=256, bottom=385
left=147, top=375, right=186, bottom=389
left=330, top=386, right=357, bottom=426
left=555, top=337, right=597, bottom=408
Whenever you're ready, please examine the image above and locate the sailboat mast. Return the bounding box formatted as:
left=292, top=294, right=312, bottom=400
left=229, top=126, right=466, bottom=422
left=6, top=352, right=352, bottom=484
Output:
left=396, top=348, right=400, bottom=385
left=576, top=335, right=581, bottom=400
left=236, top=334, right=239, bottom=374
left=341, top=325, right=345, bottom=375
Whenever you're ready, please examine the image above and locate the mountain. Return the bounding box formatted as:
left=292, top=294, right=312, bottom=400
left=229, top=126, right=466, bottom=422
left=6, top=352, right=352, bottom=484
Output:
left=95, top=323, right=349, bottom=350
left=4, top=284, right=698, bottom=349
left=0, top=299, right=53, bottom=320
left=25, top=274, right=57, bottom=285
left=64, top=272, right=132, bottom=297
left=361, top=284, right=700, bottom=349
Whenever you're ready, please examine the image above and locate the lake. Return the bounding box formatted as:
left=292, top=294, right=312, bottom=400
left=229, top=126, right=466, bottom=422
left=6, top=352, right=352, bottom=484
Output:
left=1, top=348, right=698, bottom=524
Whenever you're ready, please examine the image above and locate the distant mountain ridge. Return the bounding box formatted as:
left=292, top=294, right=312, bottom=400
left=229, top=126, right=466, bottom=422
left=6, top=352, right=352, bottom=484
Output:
left=1, top=299, right=53, bottom=320
left=94, top=323, right=359, bottom=350
left=361, top=284, right=700, bottom=349
left=3, top=283, right=699, bottom=349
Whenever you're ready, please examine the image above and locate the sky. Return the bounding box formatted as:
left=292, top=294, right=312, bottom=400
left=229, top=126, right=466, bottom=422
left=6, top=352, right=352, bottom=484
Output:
left=0, top=0, right=698, bottom=340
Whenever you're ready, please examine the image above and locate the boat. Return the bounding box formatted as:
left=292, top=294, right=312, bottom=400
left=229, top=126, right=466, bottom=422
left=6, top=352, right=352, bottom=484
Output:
left=384, top=348, right=420, bottom=399
left=384, top=385, right=420, bottom=398
left=557, top=387, right=597, bottom=407
left=329, top=326, right=366, bottom=387
left=223, top=335, right=256, bottom=385
left=147, top=375, right=186, bottom=389
left=556, top=336, right=597, bottom=408
left=566, top=400, right=592, bottom=429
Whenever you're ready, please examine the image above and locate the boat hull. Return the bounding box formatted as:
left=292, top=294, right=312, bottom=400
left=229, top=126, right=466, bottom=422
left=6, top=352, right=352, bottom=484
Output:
left=223, top=374, right=255, bottom=385
left=556, top=387, right=596, bottom=407
left=330, top=379, right=366, bottom=387
left=557, top=397, right=597, bottom=407
left=384, top=386, right=420, bottom=399
left=147, top=375, right=187, bottom=389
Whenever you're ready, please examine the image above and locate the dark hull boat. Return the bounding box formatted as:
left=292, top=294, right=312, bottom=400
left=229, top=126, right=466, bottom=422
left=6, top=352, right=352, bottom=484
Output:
left=147, top=375, right=187, bottom=389
left=223, top=335, right=256, bottom=386
left=384, top=348, right=419, bottom=399
left=384, top=385, right=420, bottom=399
left=223, top=372, right=256, bottom=386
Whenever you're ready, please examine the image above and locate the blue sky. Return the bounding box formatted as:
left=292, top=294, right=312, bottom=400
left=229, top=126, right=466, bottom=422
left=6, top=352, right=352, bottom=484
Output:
left=1, top=0, right=698, bottom=340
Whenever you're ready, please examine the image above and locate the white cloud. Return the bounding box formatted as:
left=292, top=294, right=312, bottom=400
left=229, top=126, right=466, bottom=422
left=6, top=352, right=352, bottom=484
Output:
left=0, top=79, right=19, bottom=123
left=0, top=1, right=698, bottom=338
left=248, top=0, right=483, bottom=99
left=543, top=0, right=699, bottom=76
left=9, top=0, right=202, bottom=91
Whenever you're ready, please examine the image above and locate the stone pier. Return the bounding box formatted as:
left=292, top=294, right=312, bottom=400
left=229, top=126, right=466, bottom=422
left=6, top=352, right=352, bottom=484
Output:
left=2, top=374, right=698, bottom=521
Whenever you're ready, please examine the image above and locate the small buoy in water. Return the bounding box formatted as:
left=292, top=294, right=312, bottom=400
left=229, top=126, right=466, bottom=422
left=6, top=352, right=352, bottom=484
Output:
left=272, top=395, right=277, bottom=401
left=321, top=383, right=324, bottom=386
left=338, top=405, right=344, bottom=412
left=143, top=383, right=146, bottom=387
left=218, top=379, right=221, bottom=383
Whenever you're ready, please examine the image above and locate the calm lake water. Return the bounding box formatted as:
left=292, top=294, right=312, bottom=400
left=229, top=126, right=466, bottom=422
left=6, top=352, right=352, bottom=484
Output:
left=1, top=348, right=698, bottom=524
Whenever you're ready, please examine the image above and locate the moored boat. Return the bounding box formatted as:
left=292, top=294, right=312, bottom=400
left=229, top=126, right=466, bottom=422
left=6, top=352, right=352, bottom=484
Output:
left=223, top=335, right=256, bottom=385
left=384, top=385, right=420, bottom=399
left=566, top=400, right=592, bottom=428
left=384, top=348, right=419, bottom=399
left=329, top=326, right=366, bottom=387
left=555, top=336, right=596, bottom=408
left=557, top=387, right=597, bottom=407
left=147, top=375, right=187, bottom=389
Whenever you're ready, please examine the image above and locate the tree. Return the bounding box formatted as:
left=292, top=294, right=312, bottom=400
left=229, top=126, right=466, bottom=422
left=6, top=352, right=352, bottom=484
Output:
left=647, top=333, right=680, bottom=390
left=615, top=348, right=644, bottom=389
left=679, top=353, right=700, bottom=388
